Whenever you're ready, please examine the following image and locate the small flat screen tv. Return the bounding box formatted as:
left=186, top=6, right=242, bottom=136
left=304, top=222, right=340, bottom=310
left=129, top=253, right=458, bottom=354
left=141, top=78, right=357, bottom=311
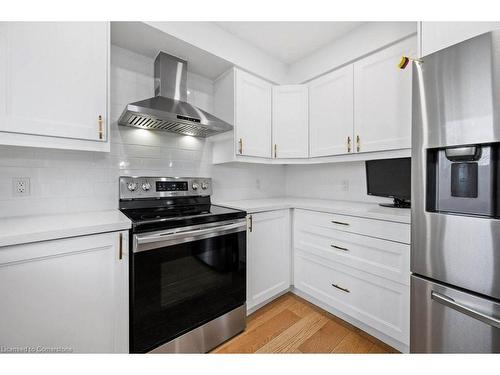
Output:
left=365, top=157, right=411, bottom=208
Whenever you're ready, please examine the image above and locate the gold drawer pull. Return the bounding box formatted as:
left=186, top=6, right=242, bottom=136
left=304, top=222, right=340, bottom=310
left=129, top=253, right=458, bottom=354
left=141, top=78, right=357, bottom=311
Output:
left=356, top=135, right=360, bottom=152
left=238, top=138, right=243, bottom=154
left=347, top=136, right=351, bottom=153
left=248, top=215, right=253, bottom=232
left=331, top=283, right=350, bottom=293
left=119, top=232, right=123, bottom=260
left=274, top=144, right=277, bottom=158
left=98, top=115, right=104, bottom=140
left=331, top=220, right=350, bottom=226
left=331, top=244, right=349, bottom=252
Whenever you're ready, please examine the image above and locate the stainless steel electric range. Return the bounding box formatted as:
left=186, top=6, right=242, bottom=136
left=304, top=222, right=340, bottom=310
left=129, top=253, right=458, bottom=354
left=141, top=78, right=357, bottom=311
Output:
left=119, top=176, right=247, bottom=353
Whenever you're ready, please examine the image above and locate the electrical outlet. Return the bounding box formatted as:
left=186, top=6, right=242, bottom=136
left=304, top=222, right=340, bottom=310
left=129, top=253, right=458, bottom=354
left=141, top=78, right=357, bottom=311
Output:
left=340, top=180, right=350, bottom=192
left=13, top=177, right=31, bottom=197
left=255, top=178, right=261, bottom=190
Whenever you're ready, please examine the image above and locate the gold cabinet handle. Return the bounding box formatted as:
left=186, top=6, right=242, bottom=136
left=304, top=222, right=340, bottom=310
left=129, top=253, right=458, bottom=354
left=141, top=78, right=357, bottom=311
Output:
left=331, top=244, right=349, bottom=252
left=331, top=283, right=350, bottom=293
left=274, top=144, right=277, bottom=158
left=238, top=138, right=243, bottom=154
left=248, top=215, right=253, bottom=232
left=331, top=220, right=350, bottom=226
left=98, top=115, right=104, bottom=140
left=356, top=135, right=360, bottom=152
left=347, top=136, right=351, bottom=153
left=119, top=232, right=123, bottom=260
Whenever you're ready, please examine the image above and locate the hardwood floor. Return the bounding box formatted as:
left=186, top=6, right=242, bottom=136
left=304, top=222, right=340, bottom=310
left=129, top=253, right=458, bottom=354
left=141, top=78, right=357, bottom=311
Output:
left=211, top=293, right=398, bottom=354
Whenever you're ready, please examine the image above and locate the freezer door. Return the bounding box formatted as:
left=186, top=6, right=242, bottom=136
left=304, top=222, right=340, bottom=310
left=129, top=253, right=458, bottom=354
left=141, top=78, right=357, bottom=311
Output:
left=411, top=275, right=500, bottom=353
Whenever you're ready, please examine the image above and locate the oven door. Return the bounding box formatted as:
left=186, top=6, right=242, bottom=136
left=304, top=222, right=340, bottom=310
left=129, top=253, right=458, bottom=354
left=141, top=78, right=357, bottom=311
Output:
left=130, top=219, right=247, bottom=353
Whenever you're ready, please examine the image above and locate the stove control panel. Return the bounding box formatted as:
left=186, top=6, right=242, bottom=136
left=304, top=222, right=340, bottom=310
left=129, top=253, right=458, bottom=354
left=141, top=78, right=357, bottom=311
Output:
left=120, top=176, right=212, bottom=200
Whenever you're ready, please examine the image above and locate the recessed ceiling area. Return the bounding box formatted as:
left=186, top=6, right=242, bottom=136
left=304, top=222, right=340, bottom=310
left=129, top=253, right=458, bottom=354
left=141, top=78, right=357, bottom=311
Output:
left=111, top=22, right=233, bottom=80
left=214, top=22, right=366, bottom=64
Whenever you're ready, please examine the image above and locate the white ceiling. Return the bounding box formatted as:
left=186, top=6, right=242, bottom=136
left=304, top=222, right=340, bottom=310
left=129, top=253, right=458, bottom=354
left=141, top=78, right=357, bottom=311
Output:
left=214, top=22, right=365, bottom=64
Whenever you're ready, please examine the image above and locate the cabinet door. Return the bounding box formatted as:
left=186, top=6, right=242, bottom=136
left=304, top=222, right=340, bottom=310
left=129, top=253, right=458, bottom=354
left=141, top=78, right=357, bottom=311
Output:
left=309, top=65, right=354, bottom=157
left=0, top=231, right=128, bottom=353
left=421, top=22, right=500, bottom=57
left=353, top=37, right=416, bottom=153
left=235, top=69, right=272, bottom=158
left=247, top=210, right=290, bottom=310
left=272, top=85, right=309, bottom=158
left=0, top=22, right=108, bottom=142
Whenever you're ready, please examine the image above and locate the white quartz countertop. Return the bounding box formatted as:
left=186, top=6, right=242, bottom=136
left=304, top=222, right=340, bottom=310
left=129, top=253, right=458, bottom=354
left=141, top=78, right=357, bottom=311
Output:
left=215, top=197, right=411, bottom=224
left=0, top=210, right=132, bottom=247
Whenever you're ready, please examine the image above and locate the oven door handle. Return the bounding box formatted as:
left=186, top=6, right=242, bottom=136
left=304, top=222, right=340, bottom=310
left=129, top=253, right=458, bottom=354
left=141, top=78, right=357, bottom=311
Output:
left=134, top=220, right=247, bottom=253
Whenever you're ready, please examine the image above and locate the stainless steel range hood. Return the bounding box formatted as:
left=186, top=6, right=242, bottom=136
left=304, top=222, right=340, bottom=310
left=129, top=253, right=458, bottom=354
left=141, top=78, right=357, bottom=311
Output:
left=118, top=52, right=232, bottom=137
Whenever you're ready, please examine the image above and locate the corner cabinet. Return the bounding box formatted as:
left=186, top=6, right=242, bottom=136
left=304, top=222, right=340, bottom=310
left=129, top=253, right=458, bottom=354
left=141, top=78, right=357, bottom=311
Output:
left=272, top=85, right=309, bottom=158
left=213, top=37, right=416, bottom=165
left=0, top=231, right=128, bottom=353
left=353, top=37, right=415, bottom=153
left=247, top=210, right=291, bottom=311
left=0, top=22, right=110, bottom=152
left=213, top=69, right=309, bottom=163
left=309, top=65, right=354, bottom=157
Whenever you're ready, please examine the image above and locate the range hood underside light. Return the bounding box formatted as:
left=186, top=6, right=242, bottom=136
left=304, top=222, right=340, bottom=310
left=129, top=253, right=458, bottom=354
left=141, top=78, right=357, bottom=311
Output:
left=121, top=111, right=220, bottom=137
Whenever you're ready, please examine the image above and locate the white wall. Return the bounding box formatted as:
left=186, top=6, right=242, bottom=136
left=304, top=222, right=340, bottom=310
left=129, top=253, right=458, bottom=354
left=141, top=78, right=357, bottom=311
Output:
left=285, top=162, right=393, bottom=204
left=0, top=24, right=418, bottom=218
left=0, top=45, right=285, bottom=218
left=146, top=22, right=288, bottom=84
left=420, top=22, right=500, bottom=57
left=147, top=22, right=417, bottom=85
left=288, top=22, right=417, bottom=83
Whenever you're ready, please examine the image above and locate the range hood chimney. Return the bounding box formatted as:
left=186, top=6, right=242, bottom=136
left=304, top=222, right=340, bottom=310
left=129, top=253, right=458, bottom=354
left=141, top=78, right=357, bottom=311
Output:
left=118, top=52, right=232, bottom=137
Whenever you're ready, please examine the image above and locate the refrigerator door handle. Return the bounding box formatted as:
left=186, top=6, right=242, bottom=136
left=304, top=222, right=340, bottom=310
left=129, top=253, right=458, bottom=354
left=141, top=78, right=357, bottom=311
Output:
left=431, top=291, right=500, bottom=329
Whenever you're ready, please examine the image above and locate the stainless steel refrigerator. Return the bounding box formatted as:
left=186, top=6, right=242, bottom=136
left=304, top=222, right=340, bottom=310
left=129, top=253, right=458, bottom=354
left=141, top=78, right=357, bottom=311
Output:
left=411, top=31, right=500, bottom=353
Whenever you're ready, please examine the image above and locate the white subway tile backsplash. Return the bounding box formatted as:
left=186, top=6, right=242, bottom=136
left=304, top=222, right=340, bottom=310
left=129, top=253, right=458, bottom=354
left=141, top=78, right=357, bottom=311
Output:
left=0, top=44, right=284, bottom=218
left=285, top=162, right=392, bottom=204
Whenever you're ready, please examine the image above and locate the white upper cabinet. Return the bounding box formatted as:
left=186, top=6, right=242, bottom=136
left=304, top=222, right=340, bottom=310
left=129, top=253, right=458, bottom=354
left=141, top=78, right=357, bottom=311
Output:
left=353, top=37, right=416, bottom=154
left=0, top=22, right=109, bottom=151
left=421, top=22, right=500, bottom=57
left=272, top=85, right=308, bottom=158
left=309, top=65, right=354, bottom=157
left=235, top=69, right=272, bottom=158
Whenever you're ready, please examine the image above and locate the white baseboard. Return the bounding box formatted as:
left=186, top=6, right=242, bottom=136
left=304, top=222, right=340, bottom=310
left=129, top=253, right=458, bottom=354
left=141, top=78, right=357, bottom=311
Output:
left=246, top=287, right=292, bottom=315
left=291, top=287, right=409, bottom=353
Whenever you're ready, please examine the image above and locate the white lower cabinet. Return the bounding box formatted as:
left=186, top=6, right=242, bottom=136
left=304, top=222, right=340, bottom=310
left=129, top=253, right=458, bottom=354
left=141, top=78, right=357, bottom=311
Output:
left=294, top=252, right=409, bottom=345
left=247, top=210, right=290, bottom=311
left=0, top=231, right=128, bottom=353
left=293, top=209, right=410, bottom=351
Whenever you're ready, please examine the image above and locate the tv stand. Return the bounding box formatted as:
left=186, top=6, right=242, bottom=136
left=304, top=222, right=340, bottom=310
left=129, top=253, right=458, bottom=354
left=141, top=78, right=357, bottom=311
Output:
left=379, top=197, right=410, bottom=209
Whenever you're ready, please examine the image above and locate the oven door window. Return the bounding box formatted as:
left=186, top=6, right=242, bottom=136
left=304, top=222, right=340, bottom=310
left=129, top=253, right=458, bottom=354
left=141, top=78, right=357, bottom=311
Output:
left=131, top=229, right=246, bottom=353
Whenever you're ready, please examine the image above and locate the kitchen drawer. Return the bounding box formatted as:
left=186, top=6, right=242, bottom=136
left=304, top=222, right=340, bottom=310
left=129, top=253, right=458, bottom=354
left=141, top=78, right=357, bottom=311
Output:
left=294, top=251, right=409, bottom=344
left=294, top=209, right=410, bottom=244
left=294, top=228, right=410, bottom=285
